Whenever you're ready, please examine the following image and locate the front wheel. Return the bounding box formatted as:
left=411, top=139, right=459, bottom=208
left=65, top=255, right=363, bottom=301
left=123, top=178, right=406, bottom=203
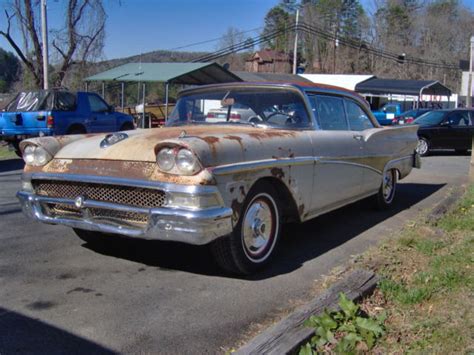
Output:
left=211, top=182, right=281, bottom=275
left=416, top=137, right=430, bottom=157
left=373, top=169, right=397, bottom=210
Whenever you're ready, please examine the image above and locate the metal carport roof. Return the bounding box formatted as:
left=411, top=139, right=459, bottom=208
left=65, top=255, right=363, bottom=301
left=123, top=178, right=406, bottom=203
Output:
left=355, top=78, right=452, bottom=96
left=84, top=62, right=242, bottom=84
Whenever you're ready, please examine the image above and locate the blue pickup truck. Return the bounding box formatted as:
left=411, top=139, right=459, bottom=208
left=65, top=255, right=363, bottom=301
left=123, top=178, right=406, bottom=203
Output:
left=371, top=103, right=403, bottom=125
left=1, top=90, right=134, bottom=155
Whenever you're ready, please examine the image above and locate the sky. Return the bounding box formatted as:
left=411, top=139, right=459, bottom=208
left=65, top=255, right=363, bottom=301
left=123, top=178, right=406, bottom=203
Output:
left=0, top=0, right=279, bottom=61
left=0, top=0, right=473, bottom=61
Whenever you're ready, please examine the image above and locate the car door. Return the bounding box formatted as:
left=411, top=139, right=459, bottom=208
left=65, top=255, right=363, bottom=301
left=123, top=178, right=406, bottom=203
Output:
left=86, top=93, right=116, bottom=132
left=343, top=98, right=380, bottom=195
left=306, top=94, right=364, bottom=215
left=438, top=111, right=471, bottom=149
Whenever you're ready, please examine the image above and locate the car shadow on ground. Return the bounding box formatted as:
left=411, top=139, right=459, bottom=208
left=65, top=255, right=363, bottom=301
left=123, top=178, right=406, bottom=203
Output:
left=0, top=158, right=24, bottom=173
left=83, top=182, right=445, bottom=280
left=0, top=307, right=115, bottom=354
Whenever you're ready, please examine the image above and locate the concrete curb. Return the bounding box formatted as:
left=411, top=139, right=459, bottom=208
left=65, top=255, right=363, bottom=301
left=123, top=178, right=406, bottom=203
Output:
left=426, top=184, right=466, bottom=224
left=235, top=269, right=378, bottom=355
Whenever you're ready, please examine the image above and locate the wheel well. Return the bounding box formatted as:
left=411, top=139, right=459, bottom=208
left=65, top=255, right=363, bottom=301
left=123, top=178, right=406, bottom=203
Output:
left=67, top=124, right=86, bottom=134
left=253, top=177, right=301, bottom=223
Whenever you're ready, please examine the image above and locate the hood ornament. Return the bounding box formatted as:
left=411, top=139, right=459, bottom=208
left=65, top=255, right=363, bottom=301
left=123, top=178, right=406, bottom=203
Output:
left=100, top=132, right=129, bottom=148
left=178, top=130, right=187, bottom=139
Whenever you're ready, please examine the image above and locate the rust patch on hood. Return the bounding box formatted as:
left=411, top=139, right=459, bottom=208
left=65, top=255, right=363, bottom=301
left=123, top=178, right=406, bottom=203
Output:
left=30, top=158, right=215, bottom=185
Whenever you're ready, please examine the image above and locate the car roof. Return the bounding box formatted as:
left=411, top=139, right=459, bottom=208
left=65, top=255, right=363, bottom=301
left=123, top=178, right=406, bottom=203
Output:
left=178, top=81, right=368, bottom=107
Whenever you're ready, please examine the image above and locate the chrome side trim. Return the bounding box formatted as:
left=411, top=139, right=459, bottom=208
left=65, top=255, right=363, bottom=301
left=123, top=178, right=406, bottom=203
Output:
left=212, top=156, right=315, bottom=176
left=315, top=158, right=383, bottom=175
left=304, top=189, right=378, bottom=222
left=23, top=172, right=218, bottom=194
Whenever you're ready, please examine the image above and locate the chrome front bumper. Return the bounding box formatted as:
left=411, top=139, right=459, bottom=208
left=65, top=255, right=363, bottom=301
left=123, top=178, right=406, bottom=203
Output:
left=17, top=176, right=233, bottom=245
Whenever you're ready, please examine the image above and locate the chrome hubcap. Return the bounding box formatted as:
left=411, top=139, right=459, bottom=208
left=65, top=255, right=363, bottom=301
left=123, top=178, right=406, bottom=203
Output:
left=416, top=139, right=428, bottom=155
left=242, top=195, right=276, bottom=261
left=383, top=170, right=394, bottom=202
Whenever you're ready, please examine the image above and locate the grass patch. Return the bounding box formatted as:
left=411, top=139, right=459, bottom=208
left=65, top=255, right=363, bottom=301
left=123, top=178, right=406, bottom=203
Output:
left=0, top=144, right=18, bottom=160
left=362, top=185, right=474, bottom=353
left=306, top=186, right=474, bottom=353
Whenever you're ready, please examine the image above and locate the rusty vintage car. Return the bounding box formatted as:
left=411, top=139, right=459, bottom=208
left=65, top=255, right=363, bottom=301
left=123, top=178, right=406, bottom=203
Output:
left=17, top=83, right=420, bottom=274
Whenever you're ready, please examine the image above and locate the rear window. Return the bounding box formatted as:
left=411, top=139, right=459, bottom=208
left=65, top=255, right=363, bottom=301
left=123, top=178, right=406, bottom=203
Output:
left=5, top=91, right=52, bottom=112
left=5, top=91, right=77, bottom=112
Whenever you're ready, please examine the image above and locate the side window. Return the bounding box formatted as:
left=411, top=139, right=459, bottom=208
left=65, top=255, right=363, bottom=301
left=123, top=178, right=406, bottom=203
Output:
left=384, top=105, right=397, bottom=114
left=469, top=112, right=474, bottom=125
left=344, top=99, right=374, bottom=131
left=311, top=95, right=348, bottom=131
left=55, top=92, right=76, bottom=111
left=446, top=111, right=470, bottom=126
left=87, top=94, right=109, bottom=113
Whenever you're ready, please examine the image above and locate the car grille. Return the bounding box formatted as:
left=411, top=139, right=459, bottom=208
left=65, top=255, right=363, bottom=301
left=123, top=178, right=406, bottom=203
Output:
left=32, top=179, right=166, bottom=225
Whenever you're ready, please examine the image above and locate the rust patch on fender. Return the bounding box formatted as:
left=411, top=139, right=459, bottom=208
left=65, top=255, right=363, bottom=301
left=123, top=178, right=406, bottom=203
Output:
left=223, top=135, right=244, bottom=151
left=248, top=131, right=297, bottom=141
left=270, top=167, right=285, bottom=179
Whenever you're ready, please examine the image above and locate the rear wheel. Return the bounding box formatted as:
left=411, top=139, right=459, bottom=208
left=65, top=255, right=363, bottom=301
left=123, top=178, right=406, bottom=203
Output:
left=211, top=182, right=281, bottom=275
left=67, top=125, right=86, bottom=135
left=11, top=141, right=22, bottom=158
left=416, top=137, right=430, bottom=157
left=374, top=169, right=397, bottom=210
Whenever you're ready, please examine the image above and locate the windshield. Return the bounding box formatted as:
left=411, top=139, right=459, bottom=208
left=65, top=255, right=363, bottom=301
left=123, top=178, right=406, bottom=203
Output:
left=167, top=88, right=312, bottom=129
left=413, top=111, right=446, bottom=126
left=5, top=91, right=53, bottom=112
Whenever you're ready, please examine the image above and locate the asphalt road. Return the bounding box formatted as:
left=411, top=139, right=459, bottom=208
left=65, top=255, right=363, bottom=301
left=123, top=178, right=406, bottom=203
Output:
left=0, top=154, right=470, bottom=354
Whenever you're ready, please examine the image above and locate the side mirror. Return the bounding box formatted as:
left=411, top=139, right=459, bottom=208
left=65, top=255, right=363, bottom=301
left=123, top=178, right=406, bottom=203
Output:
left=108, top=105, right=115, bottom=113
left=440, top=121, right=451, bottom=127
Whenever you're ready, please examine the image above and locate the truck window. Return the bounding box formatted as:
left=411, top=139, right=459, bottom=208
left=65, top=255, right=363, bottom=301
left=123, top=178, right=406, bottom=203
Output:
left=55, top=92, right=77, bottom=111
left=87, top=94, right=109, bottom=113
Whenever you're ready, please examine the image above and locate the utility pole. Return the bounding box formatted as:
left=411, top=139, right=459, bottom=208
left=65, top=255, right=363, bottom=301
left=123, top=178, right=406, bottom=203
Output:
left=40, top=0, right=49, bottom=90
left=292, top=7, right=299, bottom=75
left=467, top=36, right=474, bottom=108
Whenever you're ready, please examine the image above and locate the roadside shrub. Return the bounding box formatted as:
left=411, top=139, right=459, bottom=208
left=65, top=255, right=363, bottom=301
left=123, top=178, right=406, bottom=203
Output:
left=300, top=293, right=386, bottom=354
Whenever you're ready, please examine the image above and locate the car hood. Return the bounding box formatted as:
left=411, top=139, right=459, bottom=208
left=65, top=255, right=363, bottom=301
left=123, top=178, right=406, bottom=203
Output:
left=53, top=125, right=303, bottom=168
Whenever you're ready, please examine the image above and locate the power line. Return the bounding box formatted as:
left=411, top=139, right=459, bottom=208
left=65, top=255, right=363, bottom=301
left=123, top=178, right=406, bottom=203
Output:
left=167, top=26, right=264, bottom=52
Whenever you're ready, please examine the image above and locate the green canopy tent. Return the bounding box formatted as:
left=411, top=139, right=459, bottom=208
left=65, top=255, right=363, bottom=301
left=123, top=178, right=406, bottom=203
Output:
left=84, top=62, right=242, bottom=126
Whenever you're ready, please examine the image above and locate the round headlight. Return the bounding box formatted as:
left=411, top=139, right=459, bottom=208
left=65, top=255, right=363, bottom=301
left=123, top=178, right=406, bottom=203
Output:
left=35, top=146, right=50, bottom=166
left=22, top=144, right=52, bottom=166
left=176, top=149, right=197, bottom=174
left=23, top=145, right=36, bottom=165
left=157, top=148, right=175, bottom=171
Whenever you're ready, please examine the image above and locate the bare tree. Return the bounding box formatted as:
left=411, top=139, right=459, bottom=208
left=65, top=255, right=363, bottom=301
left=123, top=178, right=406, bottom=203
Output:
left=216, top=27, right=246, bottom=70
left=0, top=0, right=106, bottom=89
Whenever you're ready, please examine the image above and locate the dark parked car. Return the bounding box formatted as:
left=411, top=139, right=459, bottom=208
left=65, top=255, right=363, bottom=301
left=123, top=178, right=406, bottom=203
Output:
left=414, top=109, right=474, bottom=156
left=392, top=108, right=432, bottom=125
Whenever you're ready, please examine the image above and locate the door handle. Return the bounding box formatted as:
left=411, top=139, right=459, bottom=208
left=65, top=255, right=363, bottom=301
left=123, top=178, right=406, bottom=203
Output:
left=353, top=134, right=363, bottom=141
